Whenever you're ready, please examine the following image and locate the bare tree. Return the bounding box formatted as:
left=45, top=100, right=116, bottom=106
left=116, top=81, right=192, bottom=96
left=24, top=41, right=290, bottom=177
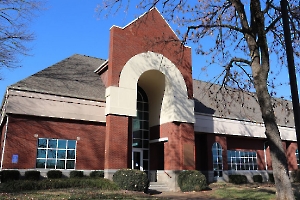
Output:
left=99, top=0, right=300, bottom=199
left=0, top=0, right=42, bottom=78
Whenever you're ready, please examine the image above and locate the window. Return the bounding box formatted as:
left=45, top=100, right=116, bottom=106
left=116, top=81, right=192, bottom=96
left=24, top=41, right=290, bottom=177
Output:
left=296, top=149, right=299, bottom=169
left=36, top=138, right=76, bottom=169
left=212, top=142, right=223, bottom=177
left=227, top=150, right=257, bottom=170
left=132, top=86, right=149, bottom=175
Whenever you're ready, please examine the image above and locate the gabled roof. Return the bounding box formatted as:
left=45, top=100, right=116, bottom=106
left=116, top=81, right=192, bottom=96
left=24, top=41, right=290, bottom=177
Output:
left=10, top=54, right=107, bottom=101
left=6, top=54, right=295, bottom=128
left=193, top=80, right=295, bottom=128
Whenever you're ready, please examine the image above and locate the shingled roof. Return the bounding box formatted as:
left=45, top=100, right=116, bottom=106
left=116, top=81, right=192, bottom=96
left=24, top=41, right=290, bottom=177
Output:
left=10, top=54, right=107, bottom=101
left=8, top=54, right=295, bottom=128
left=193, top=80, right=295, bottom=128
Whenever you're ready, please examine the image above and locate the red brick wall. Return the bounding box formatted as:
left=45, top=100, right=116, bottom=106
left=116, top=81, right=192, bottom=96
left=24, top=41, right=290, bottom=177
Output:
left=160, top=122, right=195, bottom=170
left=104, top=115, right=130, bottom=169
left=285, top=141, right=298, bottom=170
left=107, top=9, right=193, bottom=99
left=100, top=68, right=108, bottom=87
left=2, top=115, right=105, bottom=170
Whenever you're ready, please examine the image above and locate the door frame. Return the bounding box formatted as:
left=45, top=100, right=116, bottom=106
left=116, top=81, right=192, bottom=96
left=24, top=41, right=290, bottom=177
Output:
left=132, top=148, right=143, bottom=171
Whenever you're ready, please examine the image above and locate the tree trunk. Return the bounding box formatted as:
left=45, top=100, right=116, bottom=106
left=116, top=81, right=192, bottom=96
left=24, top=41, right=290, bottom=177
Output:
left=252, top=63, right=295, bottom=200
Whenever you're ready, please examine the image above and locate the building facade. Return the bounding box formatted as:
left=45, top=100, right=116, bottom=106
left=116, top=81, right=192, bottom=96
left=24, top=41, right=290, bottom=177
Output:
left=0, top=8, right=299, bottom=191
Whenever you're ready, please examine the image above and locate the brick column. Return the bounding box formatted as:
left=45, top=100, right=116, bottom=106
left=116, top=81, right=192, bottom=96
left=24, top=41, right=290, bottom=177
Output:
left=161, top=122, right=195, bottom=170
left=104, top=115, right=130, bottom=179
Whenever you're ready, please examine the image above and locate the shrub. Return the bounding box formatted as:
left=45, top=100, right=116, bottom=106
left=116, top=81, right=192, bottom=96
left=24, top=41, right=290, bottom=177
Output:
left=177, top=170, right=207, bottom=192
left=1, top=170, right=20, bottom=182
left=253, top=175, right=263, bottom=183
left=47, top=170, right=62, bottom=179
left=112, top=169, right=148, bottom=192
left=291, top=169, right=300, bottom=182
left=268, top=173, right=274, bottom=183
left=70, top=170, right=84, bottom=178
left=228, top=175, right=248, bottom=184
left=25, top=170, right=40, bottom=181
left=90, top=170, right=104, bottom=178
left=0, top=178, right=119, bottom=192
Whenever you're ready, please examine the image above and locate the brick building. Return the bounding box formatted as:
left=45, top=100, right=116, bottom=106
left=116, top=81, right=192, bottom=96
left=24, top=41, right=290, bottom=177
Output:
left=0, top=8, right=299, bottom=190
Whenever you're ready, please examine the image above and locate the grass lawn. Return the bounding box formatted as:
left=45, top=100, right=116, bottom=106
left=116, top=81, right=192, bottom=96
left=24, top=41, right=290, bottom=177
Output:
left=210, top=183, right=276, bottom=200
left=0, top=181, right=299, bottom=199
left=0, top=188, right=160, bottom=200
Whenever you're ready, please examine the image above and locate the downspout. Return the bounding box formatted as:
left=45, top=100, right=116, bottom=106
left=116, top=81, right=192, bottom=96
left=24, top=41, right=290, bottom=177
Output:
left=1, top=115, right=8, bottom=170
left=263, top=141, right=268, bottom=170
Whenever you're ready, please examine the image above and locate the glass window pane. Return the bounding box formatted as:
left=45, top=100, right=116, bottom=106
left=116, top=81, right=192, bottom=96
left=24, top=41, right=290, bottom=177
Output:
left=133, top=131, right=142, bottom=139
left=218, top=164, right=223, bottom=170
left=143, top=160, right=148, bottom=170
left=36, top=159, right=46, bottom=168
left=144, top=112, right=149, bottom=120
left=137, top=102, right=143, bottom=110
left=47, top=150, right=56, bottom=158
left=48, top=139, right=57, bottom=148
left=143, top=150, right=148, bottom=159
left=143, top=131, right=149, bottom=139
left=56, top=160, right=65, bottom=169
left=132, top=139, right=142, bottom=148
left=212, top=149, right=217, bottom=155
left=38, top=139, right=47, bottom=148
left=218, top=149, right=222, bottom=156
left=133, top=118, right=140, bottom=131
left=58, top=140, right=67, bottom=149
left=143, top=140, right=148, bottom=148
left=46, top=160, right=56, bottom=169
left=37, top=149, right=46, bottom=158
left=57, top=150, right=66, bottom=159
left=67, top=150, right=75, bottom=159
left=137, top=92, right=143, bottom=101
left=68, top=140, right=76, bottom=149
left=144, top=103, right=148, bottom=110
left=213, top=164, right=218, bottom=170
left=66, top=160, right=75, bottom=169
left=213, top=155, right=218, bottom=163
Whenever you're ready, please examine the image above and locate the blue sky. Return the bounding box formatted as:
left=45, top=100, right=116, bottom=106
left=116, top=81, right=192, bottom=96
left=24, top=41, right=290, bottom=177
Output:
left=0, top=1, right=295, bottom=100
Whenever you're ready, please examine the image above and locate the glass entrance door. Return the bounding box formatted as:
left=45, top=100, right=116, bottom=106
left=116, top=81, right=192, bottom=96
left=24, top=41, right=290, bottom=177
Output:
left=132, top=149, right=143, bottom=171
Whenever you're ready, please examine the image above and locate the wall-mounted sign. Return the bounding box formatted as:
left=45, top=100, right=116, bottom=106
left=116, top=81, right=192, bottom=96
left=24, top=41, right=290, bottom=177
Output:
left=12, top=154, right=18, bottom=164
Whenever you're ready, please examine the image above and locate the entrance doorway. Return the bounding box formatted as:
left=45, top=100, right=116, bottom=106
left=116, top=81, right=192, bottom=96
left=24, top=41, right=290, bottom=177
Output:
left=132, top=149, right=143, bottom=170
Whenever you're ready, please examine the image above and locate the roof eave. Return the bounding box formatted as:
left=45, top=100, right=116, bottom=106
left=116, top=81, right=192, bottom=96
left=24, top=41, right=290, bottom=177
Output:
left=94, top=60, right=108, bottom=74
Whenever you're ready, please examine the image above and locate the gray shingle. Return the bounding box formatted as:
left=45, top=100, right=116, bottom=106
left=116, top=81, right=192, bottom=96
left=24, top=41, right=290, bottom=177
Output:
left=10, top=54, right=106, bottom=101
left=193, top=79, right=295, bottom=127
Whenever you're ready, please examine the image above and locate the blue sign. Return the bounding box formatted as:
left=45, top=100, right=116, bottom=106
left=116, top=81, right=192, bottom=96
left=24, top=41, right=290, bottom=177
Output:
left=12, top=154, right=18, bottom=164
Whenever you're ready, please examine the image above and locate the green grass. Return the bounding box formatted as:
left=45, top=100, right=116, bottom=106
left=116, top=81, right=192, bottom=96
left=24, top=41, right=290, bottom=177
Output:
left=212, top=183, right=276, bottom=200
left=0, top=179, right=299, bottom=200
left=0, top=188, right=160, bottom=200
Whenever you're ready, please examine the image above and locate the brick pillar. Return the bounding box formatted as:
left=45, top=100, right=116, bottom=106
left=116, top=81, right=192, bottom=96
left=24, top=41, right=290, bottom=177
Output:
left=161, top=122, right=195, bottom=170
left=104, top=115, right=130, bottom=179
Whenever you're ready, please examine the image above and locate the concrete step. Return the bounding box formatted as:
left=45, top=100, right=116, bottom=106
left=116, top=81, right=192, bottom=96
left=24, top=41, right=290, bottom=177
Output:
left=149, top=182, right=170, bottom=191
